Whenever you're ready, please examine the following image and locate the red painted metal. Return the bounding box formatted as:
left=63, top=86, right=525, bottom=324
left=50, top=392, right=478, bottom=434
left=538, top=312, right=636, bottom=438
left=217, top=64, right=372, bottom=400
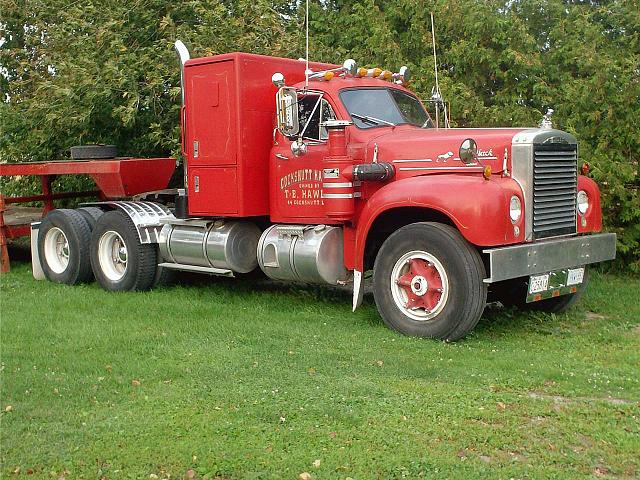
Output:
left=322, top=126, right=355, bottom=220
left=397, top=258, right=443, bottom=311
left=577, top=175, right=602, bottom=234
left=4, top=190, right=100, bottom=204
left=0, top=157, right=175, bottom=270
left=0, top=158, right=175, bottom=198
left=347, top=174, right=525, bottom=271
left=183, top=52, right=335, bottom=217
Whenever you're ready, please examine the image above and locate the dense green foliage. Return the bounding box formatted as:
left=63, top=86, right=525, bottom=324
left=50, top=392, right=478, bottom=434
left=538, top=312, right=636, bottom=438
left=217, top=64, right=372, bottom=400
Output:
left=2, top=256, right=639, bottom=478
left=1, top=0, right=638, bottom=270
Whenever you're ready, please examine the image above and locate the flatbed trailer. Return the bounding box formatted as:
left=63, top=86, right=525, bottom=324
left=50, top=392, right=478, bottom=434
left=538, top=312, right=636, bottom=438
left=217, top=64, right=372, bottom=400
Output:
left=0, top=158, right=175, bottom=272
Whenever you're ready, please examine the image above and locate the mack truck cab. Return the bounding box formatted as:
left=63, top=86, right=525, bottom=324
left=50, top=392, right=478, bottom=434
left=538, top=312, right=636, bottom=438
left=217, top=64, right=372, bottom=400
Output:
left=33, top=42, right=617, bottom=341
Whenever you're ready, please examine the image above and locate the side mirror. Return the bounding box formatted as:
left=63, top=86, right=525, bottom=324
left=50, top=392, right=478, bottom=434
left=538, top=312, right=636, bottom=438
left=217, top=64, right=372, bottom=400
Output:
left=459, top=138, right=478, bottom=165
left=276, top=87, right=299, bottom=137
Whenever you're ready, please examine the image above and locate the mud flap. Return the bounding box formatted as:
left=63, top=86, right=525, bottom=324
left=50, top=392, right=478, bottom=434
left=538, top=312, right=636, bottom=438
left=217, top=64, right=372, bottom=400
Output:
left=30, top=222, right=45, bottom=280
left=352, top=269, right=364, bottom=312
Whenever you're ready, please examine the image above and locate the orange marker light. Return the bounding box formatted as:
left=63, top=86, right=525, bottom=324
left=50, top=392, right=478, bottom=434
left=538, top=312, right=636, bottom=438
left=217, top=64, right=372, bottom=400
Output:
left=483, top=165, right=492, bottom=180
left=372, top=68, right=382, bottom=77
left=323, top=71, right=334, bottom=81
left=581, top=162, right=590, bottom=175
left=357, top=68, right=367, bottom=77
left=381, top=70, right=393, bottom=80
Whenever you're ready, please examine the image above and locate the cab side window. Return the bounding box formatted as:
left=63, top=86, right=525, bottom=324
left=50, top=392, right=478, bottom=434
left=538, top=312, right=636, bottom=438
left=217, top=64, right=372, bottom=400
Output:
left=298, top=96, right=336, bottom=142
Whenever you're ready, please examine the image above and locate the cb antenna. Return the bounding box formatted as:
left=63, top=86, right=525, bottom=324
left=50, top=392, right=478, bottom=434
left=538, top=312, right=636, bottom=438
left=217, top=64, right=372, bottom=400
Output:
left=430, top=12, right=449, bottom=128
left=305, top=0, right=309, bottom=88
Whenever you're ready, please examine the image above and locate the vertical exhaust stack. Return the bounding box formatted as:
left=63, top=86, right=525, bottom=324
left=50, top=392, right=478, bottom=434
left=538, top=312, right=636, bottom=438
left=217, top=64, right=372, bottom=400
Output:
left=174, top=40, right=190, bottom=106
left=174, top=40, right=191, bottom=217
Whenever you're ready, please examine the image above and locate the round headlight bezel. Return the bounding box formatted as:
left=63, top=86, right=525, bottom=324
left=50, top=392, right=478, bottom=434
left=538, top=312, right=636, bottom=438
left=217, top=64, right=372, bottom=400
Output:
left=509, top=195, right=522, bottom=223
left=577, top=190, right=589, bottom=215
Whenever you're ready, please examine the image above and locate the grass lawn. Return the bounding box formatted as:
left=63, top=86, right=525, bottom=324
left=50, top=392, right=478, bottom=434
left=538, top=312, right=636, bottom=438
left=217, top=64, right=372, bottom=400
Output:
left=1, top=248, right=639, bottom=479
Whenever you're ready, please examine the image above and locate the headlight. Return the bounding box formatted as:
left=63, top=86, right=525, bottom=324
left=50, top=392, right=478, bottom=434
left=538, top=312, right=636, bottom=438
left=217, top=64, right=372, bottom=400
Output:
left=577, top=190, right=589, bottom=214
left=509, top=195, right=522, bottom=223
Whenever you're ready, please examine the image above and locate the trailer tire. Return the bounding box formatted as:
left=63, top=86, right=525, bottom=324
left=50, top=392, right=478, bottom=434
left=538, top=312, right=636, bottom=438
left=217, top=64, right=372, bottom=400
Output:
left=152, top=263, right=175, bottom=287
left=77, top=207, right=105, bottom=230
left=373, top=222, right=487, bottom=341
left=90, top=210, right=158, bottom=291
left=38, top=209, right=93, bottom=285
left=70, top=144, right=117, bottom=160
left=493, top=269, right=589, bottom=313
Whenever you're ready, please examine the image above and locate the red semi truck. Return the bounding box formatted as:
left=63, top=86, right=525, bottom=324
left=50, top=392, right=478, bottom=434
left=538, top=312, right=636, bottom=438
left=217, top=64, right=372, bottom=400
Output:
left=30, top=41, right=616, bottom=340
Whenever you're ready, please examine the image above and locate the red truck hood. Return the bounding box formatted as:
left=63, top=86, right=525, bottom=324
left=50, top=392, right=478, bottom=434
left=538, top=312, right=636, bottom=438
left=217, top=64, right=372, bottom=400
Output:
left=361, top=126, right=528, bottom=177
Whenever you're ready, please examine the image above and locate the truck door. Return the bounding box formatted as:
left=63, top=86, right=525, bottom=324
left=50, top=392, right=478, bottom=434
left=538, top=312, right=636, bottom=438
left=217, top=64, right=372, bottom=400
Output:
left=273, top=94, right=337, bottom=221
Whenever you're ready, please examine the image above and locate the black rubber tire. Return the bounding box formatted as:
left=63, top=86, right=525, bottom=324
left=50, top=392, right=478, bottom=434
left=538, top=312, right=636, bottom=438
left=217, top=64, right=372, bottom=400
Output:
left=90, top=210, right=158, bottom=291
left=76, top=207, right=105, bottom=230
left=38, top=209, right=93, bottom=285
left=152, top=262, right=175, bottom=288
left=70, top=144, right=118, bottom=160
left=492, top=268, right=589, bottom=313
left=373, top=222, right=487, bottom=341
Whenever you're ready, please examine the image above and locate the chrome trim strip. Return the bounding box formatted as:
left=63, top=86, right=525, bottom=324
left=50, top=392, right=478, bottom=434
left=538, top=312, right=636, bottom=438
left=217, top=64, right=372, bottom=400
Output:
left=398, top=166, right=484, bottom=172
left=322, top=182, right=353, bottom=188
left=483, top=233, right=616, bottom=283
left=393, top=159, right=433, bottom=163
left=322, top=192, right=361, bottom=199
left=158, top=262, right=234, bottom=277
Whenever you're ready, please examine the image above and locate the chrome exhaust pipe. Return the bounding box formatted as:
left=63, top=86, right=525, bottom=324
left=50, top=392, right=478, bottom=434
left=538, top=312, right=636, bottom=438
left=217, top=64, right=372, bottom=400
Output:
left=174, top=40, right=190, bottom=106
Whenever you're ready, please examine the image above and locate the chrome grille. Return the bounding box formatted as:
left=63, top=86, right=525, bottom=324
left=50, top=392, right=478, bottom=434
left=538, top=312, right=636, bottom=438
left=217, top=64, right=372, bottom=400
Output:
left=532, top=144, right=577, bottom=239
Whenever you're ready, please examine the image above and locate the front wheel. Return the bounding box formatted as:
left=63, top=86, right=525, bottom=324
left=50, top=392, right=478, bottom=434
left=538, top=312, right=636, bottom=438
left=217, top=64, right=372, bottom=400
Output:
left=373, top=222, right=487, bottom=341
left=90, top=210, right=158, bottom=291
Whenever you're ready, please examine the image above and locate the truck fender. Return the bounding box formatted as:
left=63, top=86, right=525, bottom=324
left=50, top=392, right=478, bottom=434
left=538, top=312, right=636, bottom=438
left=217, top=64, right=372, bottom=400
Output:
left=351, top=175, right=523, bottom=273
left=83, top=201, right=174, bottom=244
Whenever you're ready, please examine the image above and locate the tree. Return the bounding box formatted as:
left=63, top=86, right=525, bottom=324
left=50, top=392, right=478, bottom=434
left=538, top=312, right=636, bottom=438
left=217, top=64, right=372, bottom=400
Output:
left=1, top=0, right=637, bottom=271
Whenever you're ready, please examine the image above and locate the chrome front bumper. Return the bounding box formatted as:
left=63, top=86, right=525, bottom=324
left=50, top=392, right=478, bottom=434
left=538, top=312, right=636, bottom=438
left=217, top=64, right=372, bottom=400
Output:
left=483, top=233, right=616, bottom=283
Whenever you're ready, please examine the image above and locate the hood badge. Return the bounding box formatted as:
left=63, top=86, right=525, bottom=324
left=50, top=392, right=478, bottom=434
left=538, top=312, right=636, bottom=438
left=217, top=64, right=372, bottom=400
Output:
left=539, top=108, right=554, bottom=129
left=436, top=151, right=454, bottom=162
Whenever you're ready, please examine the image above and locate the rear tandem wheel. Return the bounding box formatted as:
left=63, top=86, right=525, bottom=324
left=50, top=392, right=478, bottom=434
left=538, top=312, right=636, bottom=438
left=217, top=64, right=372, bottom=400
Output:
left=89, top=210, right=158, bottom=291
left=37, top=209, right=93, bottom=285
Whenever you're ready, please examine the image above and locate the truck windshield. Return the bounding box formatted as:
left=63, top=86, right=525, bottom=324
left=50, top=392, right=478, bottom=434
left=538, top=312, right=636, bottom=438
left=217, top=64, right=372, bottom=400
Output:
left=340, top=88, right=432, bottom=129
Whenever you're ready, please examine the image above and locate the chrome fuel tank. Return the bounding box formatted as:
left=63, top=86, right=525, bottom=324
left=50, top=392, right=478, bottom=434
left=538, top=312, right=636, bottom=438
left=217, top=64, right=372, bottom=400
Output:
left=257, top=224, right=348, bottom=285
left=159, top=220, right=260, bottom=273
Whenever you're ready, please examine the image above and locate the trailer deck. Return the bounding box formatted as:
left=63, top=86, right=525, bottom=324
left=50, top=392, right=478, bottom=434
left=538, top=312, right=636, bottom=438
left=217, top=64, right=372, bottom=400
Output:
left=0, top=157, right=176, bottom=272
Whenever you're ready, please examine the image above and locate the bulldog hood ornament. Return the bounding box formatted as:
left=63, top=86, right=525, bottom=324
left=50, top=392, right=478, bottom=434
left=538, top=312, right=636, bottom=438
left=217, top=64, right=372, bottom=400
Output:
left=539, top=108, right=554, bottom=129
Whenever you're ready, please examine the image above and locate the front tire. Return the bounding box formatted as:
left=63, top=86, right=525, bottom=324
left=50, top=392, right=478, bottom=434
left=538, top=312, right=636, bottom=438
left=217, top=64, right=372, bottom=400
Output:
left=373, top=222, right=487, bottom=341
left=38, top=209, right=93, bottom=285
left=90, top=210, right=158, bottom=291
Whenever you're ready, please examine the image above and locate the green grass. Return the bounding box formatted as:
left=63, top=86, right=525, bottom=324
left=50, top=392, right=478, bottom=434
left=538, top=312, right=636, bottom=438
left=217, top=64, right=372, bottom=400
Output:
left=1, top=251, right=639, bottom=479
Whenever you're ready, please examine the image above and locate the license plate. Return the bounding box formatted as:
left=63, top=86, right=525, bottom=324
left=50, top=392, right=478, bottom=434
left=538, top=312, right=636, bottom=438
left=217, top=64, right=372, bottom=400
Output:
left=528, top=274, right=549, bottom=294
left=567, top=267, right=585, bottom=286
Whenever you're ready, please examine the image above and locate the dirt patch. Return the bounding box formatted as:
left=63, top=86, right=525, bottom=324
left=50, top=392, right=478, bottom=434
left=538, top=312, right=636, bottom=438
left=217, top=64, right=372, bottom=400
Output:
left=585, top=311, right=607, bottom=321
left=528, top=391, right=635, bottom=406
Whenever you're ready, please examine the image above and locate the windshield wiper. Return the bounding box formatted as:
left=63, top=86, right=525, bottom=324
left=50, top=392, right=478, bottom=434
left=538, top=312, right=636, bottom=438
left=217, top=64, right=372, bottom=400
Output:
left=351, top=112, right=396, bottom=126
